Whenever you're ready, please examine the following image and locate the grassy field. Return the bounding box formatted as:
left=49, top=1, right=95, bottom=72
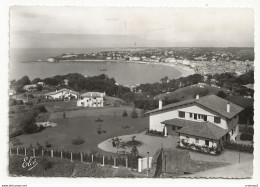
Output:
left=11, top=114, right=148, bottom=154
left=49, top=106, right=143, bottom=120
left=9, top=155, right=142, bottom=177
left=155, top=84, right=229, bottom=101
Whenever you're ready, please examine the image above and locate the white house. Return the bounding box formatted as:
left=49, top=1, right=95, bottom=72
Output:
left=23, top=84, right=37, bottom=92
left=145, top=94, right=244, bottom=154
left=45, top=88, right=78, bottom=100
left=77, top=92, right=105, bottom=107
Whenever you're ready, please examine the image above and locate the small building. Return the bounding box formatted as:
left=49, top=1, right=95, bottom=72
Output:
left=47, top=57, right=58, bottom=62
left=64, top=79, right=69, bottom=86
left=23, top=84, right=37, bottom=92
left=9, top=88, right=16, bottom=96
left=145, top=94, right=244, bottom=154
left=77, top=92, right=105, bottom=107
left=45, top=88, right=78, bottom=100
left=37, top=82, right=45, bottom=86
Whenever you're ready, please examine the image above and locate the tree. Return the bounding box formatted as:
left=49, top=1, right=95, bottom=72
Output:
left=31, top=78, right=42, bottom=84
left=122, top=110, right=128, bottom=117
left=15, top=76, right=31, bottom=92
left=131, top=146, right=139, bottom=157
left=36, top=84, right=43, bottom=91
left=131, top=108, right=138, bottom=118
left=217, top=90, right=227, bottom=98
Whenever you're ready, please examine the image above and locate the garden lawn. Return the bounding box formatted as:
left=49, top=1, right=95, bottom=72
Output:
left=49, top=106, right=142, bottom=120
left=12, top=115, right=148, bottom=154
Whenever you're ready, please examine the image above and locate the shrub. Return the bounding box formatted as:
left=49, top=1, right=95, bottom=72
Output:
left=45, top=141, right=52, bottom=148
left=112, top=167, right=134, bottom=178
left=131, top=109, right=138, bottom=118
left=146, top=129, right=164, bottom=137
left=240, top=133, right=253, bottom=141
left=122, top=125, right=130, bottom=129
left=122, top=110, right=128, bottom=117
left=71, top=136, right=85, bottom=145
left=224, top=141, right=253, bottom=153
left=44, top=161, right=53, bottom=170
left=34, top=105, right=47, bottom=113
left=240, top=127, right=254, bottom=141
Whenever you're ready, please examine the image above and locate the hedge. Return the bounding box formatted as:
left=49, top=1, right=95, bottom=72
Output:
left=224, top=141, right=253, bottom=153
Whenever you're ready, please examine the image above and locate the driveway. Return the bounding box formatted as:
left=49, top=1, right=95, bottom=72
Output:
left=98, top=134, right=254, bottom=164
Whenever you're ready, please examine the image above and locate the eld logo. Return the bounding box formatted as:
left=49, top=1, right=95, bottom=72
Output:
left=22, top=156, right=38, bottom=170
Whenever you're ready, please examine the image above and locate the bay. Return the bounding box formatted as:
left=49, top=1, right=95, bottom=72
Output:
left=9, top=48, right=184, bottom=85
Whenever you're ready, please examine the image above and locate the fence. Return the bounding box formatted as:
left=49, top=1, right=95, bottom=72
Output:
left=9, top=146, right=139, bottom=169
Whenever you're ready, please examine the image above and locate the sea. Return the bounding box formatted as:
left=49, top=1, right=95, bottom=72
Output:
left=9, top=48, right=183, bottom=85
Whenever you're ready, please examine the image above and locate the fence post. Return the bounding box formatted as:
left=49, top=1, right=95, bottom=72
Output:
left=138, top=158, right=143, bottom=172
left=42, top=149, right=44, bottom=156
left=24, top=148, right=27, bottom=156
left=81, top=153, right=83, bottom=162
left=102, top=155, right=105, bottom=166
left=33, top=149, right=35, bottom=157
left=16, top=147, right=19, bottom=155
left=51, top=150, right=53, bottom=158
left=125, top=157, right=128, bottom=168
left=113, top=157, right=116, bottom=168
left=70, top=152, right=73, bottom=162
left=147, top=152, right=150, bottom=176
left=91, top=155, right=94, bottom=162
left=61, top=151, right=63, bottom=159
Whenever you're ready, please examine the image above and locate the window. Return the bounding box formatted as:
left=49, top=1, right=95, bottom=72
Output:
left=214, top=117, right=221, bottom=124
left=205, top=140, right=209, bottom=146
left=179, top=111, right=185, bottom=118
left=203, top=115, right=207, bottom=121
left=195, top=138, right=199, bottom=143
left=194, top=114, right=197, bottom=120
left=189, top=113, right=193, bottom=118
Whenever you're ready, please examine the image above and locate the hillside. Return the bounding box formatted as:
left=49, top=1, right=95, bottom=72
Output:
left=155, top=83, right=229, bottom=101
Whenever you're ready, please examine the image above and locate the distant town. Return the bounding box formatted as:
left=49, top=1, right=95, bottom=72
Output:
left=44, top=48, right=254, bottom=76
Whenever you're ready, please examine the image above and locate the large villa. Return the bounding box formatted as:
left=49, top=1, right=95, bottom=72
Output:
left=145, top=94, right=244, bottom=154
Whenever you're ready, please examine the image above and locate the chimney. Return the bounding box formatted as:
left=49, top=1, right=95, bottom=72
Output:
left=227, top=102, right=230, bottom=113
left=196, top=94, right=199, bottom=100
left=159, top=99, right=163, bottom=110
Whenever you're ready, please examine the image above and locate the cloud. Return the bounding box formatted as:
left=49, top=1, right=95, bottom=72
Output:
left=10, top=7, right=254, bottom=48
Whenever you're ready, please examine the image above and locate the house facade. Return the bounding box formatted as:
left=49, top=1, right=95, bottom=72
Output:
left=23, top=84, right=37, bottom=92
left=145, top=94, right=243, bottom=154
left=77, top=92, right=105, bottom=107
left=45, top=88, right=78, bottom=100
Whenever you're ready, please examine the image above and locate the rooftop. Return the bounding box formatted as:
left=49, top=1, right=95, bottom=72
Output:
left=45, top=88, right=78, bottom=96
left=145, top=94, right=244, bottom=119
left=80, top=92, right=105, bottom=98
left=167, top=118, right=229, bottom=140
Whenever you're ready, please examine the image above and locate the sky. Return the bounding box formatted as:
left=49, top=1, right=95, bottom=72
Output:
left=10, top=7, right=254, bottom=48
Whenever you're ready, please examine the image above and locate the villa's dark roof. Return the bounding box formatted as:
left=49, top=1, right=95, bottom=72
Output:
left=80, top=92, right=105, bottom=98
left=162, top=118, right=193, bottom=128
left=145, top=94, right=244, bottom=119
left=174, top=119, right=229, bottom=140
